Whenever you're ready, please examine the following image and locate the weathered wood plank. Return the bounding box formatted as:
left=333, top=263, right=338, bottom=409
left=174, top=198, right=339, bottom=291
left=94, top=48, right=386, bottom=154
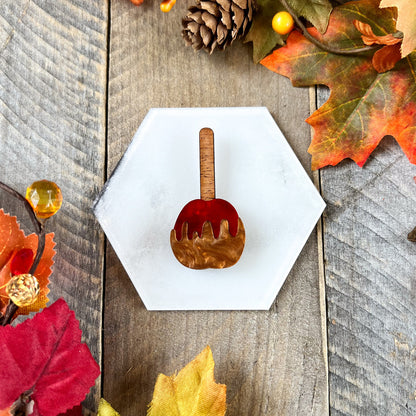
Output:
left=0, top=0, right=108, bottom=411
left=104, top=1, right=328, bottom=415
left=318, top=86, right=416, bottom=415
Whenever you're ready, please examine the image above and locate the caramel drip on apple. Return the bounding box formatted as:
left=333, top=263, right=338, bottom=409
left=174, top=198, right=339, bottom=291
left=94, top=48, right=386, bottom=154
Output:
left=170, top=219, right=245, bottom=269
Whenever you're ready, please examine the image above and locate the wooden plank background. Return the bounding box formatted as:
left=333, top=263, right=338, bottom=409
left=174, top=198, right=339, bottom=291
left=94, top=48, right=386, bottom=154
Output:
left=318, top=88, right=416, bottom=415
left=4, top=0, right=416, bottom=415
left=0, top=0, right=108, bottom=412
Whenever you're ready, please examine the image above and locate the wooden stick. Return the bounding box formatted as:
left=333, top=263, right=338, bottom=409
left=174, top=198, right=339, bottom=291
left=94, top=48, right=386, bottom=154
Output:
left=199, top=128, right=215, bottom=201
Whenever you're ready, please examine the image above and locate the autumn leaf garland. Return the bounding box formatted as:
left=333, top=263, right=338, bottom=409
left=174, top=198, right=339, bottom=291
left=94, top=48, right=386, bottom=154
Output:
left=126, top=0, right=416, bottom=171
left=261, top=0, right=416, bottom=169
left=0, top=184, right=229, bottom=416
left=0, top=209, right=56, bottom=317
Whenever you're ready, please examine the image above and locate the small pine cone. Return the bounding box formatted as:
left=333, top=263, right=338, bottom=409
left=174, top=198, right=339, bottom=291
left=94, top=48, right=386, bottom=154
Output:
left=6, top=274, right=40, bottom=307
left=182, top=0, right=254, bottom=53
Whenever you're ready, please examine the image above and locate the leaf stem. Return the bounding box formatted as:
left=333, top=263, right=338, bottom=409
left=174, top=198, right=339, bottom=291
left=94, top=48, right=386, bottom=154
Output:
left=0, top=181, right=47, bottom=326
left=280, top=0, right=377, bottom=56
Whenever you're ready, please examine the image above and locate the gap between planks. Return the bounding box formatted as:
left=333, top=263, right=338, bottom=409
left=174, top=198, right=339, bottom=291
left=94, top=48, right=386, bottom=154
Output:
left=309, top=85, right=329, bottom=414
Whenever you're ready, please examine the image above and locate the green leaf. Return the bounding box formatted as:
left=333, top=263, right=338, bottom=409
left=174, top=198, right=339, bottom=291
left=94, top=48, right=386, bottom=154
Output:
left=245, top=0, right=333, bottom=63
left=244, top=0, right=285, bottom=63
left=287, top=0, right=333, bottom=33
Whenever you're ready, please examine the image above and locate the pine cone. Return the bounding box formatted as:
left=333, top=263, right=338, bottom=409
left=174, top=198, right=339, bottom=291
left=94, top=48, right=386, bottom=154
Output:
left=182, top=0, right=254, bottom=53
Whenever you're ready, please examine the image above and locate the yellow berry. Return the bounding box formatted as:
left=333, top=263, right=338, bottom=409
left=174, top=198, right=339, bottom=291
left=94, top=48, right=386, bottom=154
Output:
left=160, top=0, right=176, bottom=12
left=26, top=180, right=63, bottom=219
left=272, top=11, right=295, bottom=35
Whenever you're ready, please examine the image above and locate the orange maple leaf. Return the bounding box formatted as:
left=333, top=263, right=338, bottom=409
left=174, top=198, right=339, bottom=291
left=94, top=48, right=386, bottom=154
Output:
left=261, top=0, right=416, bottom=169
left=0, top=209, right=56, bottom=316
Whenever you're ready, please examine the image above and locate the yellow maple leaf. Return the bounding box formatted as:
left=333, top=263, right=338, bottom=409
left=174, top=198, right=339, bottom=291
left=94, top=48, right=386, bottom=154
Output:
left=380, top=0, right=416, bottom=57
left=97, top=399, right=121, bottom=416
left=147, top=346, right=226, bottom=416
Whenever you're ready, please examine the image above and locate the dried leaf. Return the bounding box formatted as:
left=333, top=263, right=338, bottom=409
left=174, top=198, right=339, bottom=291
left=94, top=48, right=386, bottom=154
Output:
left=98, top=399, right=121, bottom=416
left=353, top=19, right=401, bottom=45
left=380, top=0, right=416, bottom=57
left=261, top=0, right=416, bottom=169
left=0, top=299, right=100, bottom=416
left=0, top=209, right=55, bottom=316
left=147, top=346, right=226, bottom=416
left=372, top=43, right=402, bottom=72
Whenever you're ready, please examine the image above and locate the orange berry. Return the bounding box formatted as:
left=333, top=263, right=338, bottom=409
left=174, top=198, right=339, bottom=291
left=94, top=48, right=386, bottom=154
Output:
left=160, top=0, right=176, bottom=12
left=272, top=11, right=295, bottom=35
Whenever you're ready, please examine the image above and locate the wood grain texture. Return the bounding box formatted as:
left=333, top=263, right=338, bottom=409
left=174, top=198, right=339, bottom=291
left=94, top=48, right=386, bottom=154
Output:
left=318, top=86, right=416, bottom=415
left=199, top=127, right=215, bottom=200
left=104, top=1, right=328, bottom=415
left=0, top=0, right=107, bottom=411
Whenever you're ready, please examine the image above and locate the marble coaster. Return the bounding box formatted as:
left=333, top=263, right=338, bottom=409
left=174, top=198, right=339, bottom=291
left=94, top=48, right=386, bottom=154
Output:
left=94, top=107, right=325, bottom=310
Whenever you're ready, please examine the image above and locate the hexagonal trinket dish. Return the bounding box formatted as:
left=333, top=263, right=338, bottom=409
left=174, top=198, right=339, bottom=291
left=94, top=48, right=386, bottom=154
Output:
left=93, top=107, right=325, bottom=310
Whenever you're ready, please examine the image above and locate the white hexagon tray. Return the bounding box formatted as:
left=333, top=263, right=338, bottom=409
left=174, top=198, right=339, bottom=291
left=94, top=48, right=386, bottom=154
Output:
left=94, top=107, right=325, bottom=310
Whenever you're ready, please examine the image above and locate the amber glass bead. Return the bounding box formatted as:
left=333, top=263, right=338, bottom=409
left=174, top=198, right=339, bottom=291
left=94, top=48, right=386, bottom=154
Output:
left=6, top=274, right=40, bottom=307
left=26, top=180, right=63, bottom=219
left=160, top=0, right=176, bottom=12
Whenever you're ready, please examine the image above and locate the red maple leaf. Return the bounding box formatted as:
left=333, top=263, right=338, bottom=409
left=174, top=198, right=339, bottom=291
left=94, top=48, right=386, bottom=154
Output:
left=57, top=405, right=83, bottom=416
left=0, top=299, right=100, bottom=416
left=261, top=0, right=416, bottom=170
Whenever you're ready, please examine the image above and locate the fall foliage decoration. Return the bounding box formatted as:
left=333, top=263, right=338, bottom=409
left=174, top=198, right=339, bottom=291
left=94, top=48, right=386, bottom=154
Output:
left=127, top=0, right=416, bottom=170
left=97, top=399, right=120, bottom=416
left=26, top=180, right=63, bottom=220
left=0, top=181, right=101, bottom=416
left=0, top=209, right=55, bottom=318
left=245, top=0, right=333, bottom=62
left=0, top=299, right=100, bottom=416
left=353, top=19, right=402, bottom=72
left=380, top=0, right=416, bottom=58
left=5, top=274, right=40, bottom=307
left=97, top=346, right=226, bottom=416
left=147, top=346, right=226, bottom=416
left=182, top=0, right=255, bottom=53
left=261, top=0, right=416, bottom=170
